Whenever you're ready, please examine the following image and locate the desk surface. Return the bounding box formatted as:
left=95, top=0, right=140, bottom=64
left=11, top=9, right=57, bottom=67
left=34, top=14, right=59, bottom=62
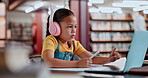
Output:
left=129, top=66, right=148, bottom=75
left=51, top=71, right=148, bottom=78
left=51, top=66, right=148, bottom=78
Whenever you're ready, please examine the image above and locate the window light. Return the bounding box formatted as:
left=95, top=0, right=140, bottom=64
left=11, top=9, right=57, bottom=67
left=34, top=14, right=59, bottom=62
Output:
left=123, top=1, right=148, bottom=5
left=98, top=7, right=122, bottom=14
left=89, top=0, right=104, bottom=4
left=34, top=2, right=44, bottom=9
left=88, top=2, right=92, bottom=6
left=143, top=10, right=148, bottom=14
left=89, top=8, right=99, bottom=12
left=112, top=2, right=139, bottom=8
left=133, top=6, right=148, bottom=11
left=25, top=7, right=34, bottom=13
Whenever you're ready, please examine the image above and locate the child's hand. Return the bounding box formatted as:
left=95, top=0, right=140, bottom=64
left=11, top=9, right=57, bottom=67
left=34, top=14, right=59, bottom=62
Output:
left=109, top=48, right=121, bottom=62
left=77, top=58, right=92, bottom=68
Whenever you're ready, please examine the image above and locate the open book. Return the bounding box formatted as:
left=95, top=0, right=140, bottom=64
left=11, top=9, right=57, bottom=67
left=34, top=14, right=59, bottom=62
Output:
left=48, top=57, right=126, bottom=72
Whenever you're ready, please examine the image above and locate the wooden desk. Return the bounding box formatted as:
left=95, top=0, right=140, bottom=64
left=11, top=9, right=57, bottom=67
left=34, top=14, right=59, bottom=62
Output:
left=51, top=66, right=148, bottom=78
left=51, top=71, right=82, bottom=78
left=51, top=71, right=148, bottom=78
left=129, top=66, right=148, bottom=75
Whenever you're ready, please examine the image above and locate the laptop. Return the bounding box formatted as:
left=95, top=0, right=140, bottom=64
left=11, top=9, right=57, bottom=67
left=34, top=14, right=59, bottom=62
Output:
left=85, top=31, right=148, bottom=74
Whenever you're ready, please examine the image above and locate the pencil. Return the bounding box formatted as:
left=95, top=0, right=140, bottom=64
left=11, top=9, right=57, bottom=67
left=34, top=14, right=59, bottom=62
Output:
left=90, top=51, right=100, bottom=59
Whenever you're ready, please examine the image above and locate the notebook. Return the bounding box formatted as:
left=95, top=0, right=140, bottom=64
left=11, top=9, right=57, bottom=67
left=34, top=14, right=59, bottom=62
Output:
left=48, top=31, right=148, bottom=74
left=85, top=31, right=148, bottom=74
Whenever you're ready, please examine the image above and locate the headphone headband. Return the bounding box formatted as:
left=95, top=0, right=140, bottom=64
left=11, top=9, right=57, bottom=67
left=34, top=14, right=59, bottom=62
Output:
left=49, top=4, right=60, bottom=23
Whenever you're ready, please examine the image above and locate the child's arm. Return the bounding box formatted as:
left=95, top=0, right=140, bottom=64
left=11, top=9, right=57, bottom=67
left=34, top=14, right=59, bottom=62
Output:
left=92, top=52, right=121, bottom=65
left=42, top=50, right=92, bottom=68
left=78, top=51, right=111, bottom=64
left=78, top=48, right=121, bottom=65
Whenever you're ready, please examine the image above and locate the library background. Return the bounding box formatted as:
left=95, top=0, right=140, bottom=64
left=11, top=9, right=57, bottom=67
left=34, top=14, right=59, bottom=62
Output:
left=0, top=0, right=148, bottom=65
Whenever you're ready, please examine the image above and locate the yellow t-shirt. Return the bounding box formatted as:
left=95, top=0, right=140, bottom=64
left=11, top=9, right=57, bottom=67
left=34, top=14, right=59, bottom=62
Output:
left=42, top=35, right=87, bottom=57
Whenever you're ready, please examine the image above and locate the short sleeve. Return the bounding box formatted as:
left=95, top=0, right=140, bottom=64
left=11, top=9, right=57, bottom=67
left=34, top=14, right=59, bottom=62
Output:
left=42, top=35, right=58, bottom=53
left=73, top=40, right=87, bottom=55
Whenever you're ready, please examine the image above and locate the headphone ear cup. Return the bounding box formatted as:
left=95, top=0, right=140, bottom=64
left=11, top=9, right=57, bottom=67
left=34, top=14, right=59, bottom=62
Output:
left=49, top=21, right=61, bottom=36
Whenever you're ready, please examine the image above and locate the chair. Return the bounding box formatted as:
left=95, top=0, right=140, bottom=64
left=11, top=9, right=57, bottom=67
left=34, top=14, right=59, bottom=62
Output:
left=29, top=55, right=44, bottom=63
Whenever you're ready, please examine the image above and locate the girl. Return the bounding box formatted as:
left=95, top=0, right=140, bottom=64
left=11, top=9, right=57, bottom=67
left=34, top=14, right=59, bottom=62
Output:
left=42, top=8, right=120, bottom=68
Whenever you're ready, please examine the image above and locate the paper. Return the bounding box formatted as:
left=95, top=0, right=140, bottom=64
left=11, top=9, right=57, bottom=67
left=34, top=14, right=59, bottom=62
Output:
left=104, top=57, right=126, bottom=71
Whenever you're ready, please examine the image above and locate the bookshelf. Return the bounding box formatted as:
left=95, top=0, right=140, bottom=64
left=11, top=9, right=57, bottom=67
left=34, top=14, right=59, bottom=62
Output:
left=89, top=12, right=134, bottom=57
left=8, top=22, right=33, bottom=46
left=89, top=12, right=148, bottom=58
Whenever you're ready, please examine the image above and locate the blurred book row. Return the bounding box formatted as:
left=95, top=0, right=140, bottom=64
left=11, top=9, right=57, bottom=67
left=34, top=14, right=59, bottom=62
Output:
left=91, top=32, right=133, bottom=41
left=90, top=13, right=132, bottom=19
left=90, top=21, right=134, bottom=30
left=91, top=43, right=130, bottom=52
left=8, top=22, right=33, bottom=45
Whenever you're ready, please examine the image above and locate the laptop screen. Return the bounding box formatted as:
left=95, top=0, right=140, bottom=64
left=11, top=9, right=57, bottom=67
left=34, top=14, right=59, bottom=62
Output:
left=123, top=31, right=148, bottom=72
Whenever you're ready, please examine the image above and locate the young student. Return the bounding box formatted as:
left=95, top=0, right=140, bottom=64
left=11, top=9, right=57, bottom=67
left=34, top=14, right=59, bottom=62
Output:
left=42, top=8, right=121, bottom=68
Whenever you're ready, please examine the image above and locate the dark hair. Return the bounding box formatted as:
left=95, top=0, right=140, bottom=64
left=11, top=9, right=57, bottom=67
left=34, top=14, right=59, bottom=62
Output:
left=46, top=8, right=75, bottom=37
left=46, top=16, right=51, bottom=37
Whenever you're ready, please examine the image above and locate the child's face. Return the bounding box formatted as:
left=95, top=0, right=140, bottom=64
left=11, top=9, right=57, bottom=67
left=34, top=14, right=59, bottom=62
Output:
left=59, top=15, right=77, bottom=42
